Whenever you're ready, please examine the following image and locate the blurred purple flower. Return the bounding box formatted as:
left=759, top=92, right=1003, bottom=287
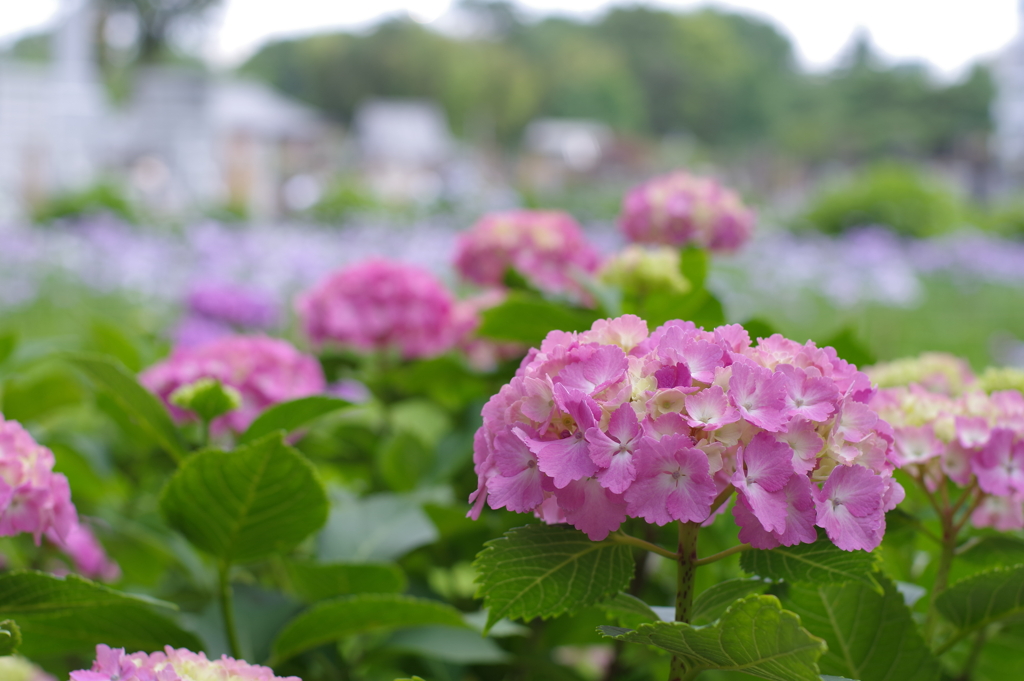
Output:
left=187, top=283, right=278, bottom=329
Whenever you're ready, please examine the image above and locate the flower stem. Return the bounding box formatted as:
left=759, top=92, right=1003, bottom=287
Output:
left=218, top=561, right=242, bottom=660
left=924, top=517, right=958, bottom=642
left=707, top=485, right=735, bottom=517
left=695, top=543, right=751, bottom=566
left=670, top=521, right=701, bottom=681
left=610, top=531, right=678, bottom=560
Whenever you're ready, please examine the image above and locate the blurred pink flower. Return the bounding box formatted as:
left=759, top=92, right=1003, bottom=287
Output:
left=0, top=416, right=77, bottom=544
left=297, top=258, right=461, bottom=360
left=454, top=210, right=601, bottom=301
left=140, top=335, right=325, bottom=434
left=620, top=171, right=755, bottom=252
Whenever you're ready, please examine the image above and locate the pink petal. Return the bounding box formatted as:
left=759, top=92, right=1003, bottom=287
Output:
left=684, top=385, right=740, bottom=430
left=596, top=451, right=637, bottom=494
left=733, top=494, right=782, bottom=549
left=735, top=432, right=794, bottom=493
left=729, top=362, right=788, bottom=432
left=738, top=483, right=790, bottom=534
left=520, top=431, right=597, bottom=489
left=557, top=478, right=627, bottom=540
left=834, top=400, right=878, bottom=443
left=486, top=465, right=544, bottom=513
left=775, top=418, right=824, bottom=474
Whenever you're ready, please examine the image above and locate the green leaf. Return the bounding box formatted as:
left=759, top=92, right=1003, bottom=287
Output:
left=779, top=573, right=940, bottom=681
left=820, top=327, right=876, bottom=368
left=599, top=595, right=825, bottom=681
left=740, top=534, right=881, bottom=593
left=692, top=577, right=769, bottom=625
left=0, top=619, right=21, bottom=656
left=0, top=333, right=17, bottom=366
left=66, top=353, right=186, bottom=462
left=601, top=593, right=662, bottom=629
left=956, top=536, right=1024, bottom=569
left=478, top=293, right=602, bottom=346
left=743, top=318, right=779, bottom=343
left=383, top=625, right=510, bottom=664
left=0, top=571, right=201, bottom=657
left=936, top=564, right=1024, bottom=635
left=473, top=524, right=635, bottom=633
left=160, top=433, right=328, bottom=564
left=238, top=395, right=350, bottom=446
left=318, top=491, right=439, bottom=563
left=285, top=561, right=407, bottom=602
left=271, top=594, right=469, bottom=662
left=680, top=247, right=709, bottom=289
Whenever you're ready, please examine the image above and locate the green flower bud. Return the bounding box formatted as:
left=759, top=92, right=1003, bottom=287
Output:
left=169, top=378, right=242, bottom=423
left=599, top=245, right=691, bottom=296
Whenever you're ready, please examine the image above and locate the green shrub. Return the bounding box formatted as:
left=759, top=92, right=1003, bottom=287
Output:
left=800, top=162, right=964, bottom=237
left=310, top=178, right=376, bottom=224
left=32, top=180, right=137, bottom=225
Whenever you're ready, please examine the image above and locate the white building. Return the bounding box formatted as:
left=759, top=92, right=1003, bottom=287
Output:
left=0, top=0, right=334, bottom=222
left=994, top=1, right=1024, bottom=183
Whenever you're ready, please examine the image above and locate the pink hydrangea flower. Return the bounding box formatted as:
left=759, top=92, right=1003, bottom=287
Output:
left=297, top=258, right=462, bottom=359
left=870, top=374, right=1024, bottom=531
left=469, top=314, right=900, bottom=549
left=140, top=335, right=326, bottom=434
left=0, top=416, right=78, bottom=544
left=70, top=644, right=301, bottom=681
left=454, top=210, right=602, bottom=301
left=619, top=171, right=755, bottom=252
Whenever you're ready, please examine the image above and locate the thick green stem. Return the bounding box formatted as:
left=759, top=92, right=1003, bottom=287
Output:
left=670, top=521, right=701, bottom=681
left=218, top=562, right=242, bottom=659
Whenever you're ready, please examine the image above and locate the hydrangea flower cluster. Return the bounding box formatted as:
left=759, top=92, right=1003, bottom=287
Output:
left=469, top=315, right=902, bottom=551
left=866, top=352, right=976, bottom=396
left=870, top=383, right=1024, bottom=530
left=298, top=258, right=462, bottom=359
left=70, top=644, right=300, bottom=681
left=140, top=336, right=325, bottom=434
left=453, top=210, right=601, bottom=300
left=619, top=171, right=755, bottom=253
left=0, top=416, right=77, bottom=544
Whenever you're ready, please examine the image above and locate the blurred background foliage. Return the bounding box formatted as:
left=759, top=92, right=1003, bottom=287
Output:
left=238, top=2, right=992, bottom=161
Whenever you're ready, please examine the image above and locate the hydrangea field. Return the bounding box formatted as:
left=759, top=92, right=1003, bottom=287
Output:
left=2, top=171, right=1024, bottom=681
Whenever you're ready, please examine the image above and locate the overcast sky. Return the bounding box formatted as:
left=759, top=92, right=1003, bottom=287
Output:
left=1, top=0, right=1020, bottom=78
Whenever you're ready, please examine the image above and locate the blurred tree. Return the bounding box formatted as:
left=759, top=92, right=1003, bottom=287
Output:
left=106, top=0, right=221, bottom=62
left=238, top=2, right=994, bottom=161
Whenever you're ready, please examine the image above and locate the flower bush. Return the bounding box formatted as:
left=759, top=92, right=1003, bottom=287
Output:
left=71, top=645, right=299, bottom=681
left=620, top=171, right=755, bottom=252
left=298, top=258, right=462, bottom=359
left=453, top=210, right=601, bottom=299
left=140, top=335, right=325, bottom=433
left=5, top=180, right=1024, bottom=681
left=469, top=315, right=902, bottom=551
